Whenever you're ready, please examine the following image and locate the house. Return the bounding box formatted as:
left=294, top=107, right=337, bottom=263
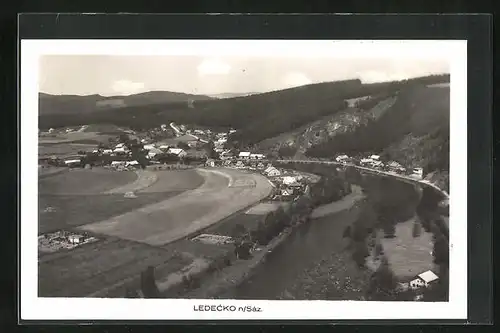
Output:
left=250, top=153, right=265, bottom=160
left=68, top=234, right=85, bottom=244
left=370, top=155, right=380, bottom=161
left=116, top=143, right=125, bottom=149
left=235, top=161, right=244, bottom=168
left=412, top=167, right=424, bottom=179
left=281, top=188, right=294, bottom=196
left=167, top=148, right=187, bottom=158
left=143, top=144, right=156, bottom=150
left=360, top=158, right=373, bottom=166
left=266, top=167, right=281, bottom=177
left=102, top=149, right=113, bottom=155
left=281, top=176, right=297, bottom=185
left=223, top=160, right=232, bottom=166
left=113, top=147, right=128, bottom=155
left=257, top=162, right=265, bottom=169
left=409, top=270, right=439, bottom=289
left=159, top=145, right=170, bottom=151
left=147, top=147, right=164, bottom=159
left=336, top=155, right=349, bottom=162
left=126, top=160, right=140, bottom=168
left=206, top=159, right=216, bottom=167
left=239, top=151, right=251, bottom=159
left=64, top=159, right=81, bottom=167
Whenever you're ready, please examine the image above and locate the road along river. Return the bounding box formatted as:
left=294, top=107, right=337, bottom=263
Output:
left=78, top=168, right=273, bottom=246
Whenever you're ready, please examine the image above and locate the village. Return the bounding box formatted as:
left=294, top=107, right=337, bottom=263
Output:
left=38, top=122, right=438, bottom=299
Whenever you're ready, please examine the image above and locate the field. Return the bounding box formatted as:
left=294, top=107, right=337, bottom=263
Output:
left=38, top=237, right=192, bottom=297
left=39, top=131, right=113, bottom=144
left=77, top=169, right=272, bottom=246
left=39, top=169, right=138, bottom=195
left=38, top=192, right=183, bottom=234
left=39, top=143, right=98, bottom=158
left=370, top=218, right=435, bottom=280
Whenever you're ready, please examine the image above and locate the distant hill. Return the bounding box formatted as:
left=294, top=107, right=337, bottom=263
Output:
left=39, top=74, right=450, bottom=141
left=39, top=91, right=213, bottom=116
left=208, top=92, right=260, bottom=99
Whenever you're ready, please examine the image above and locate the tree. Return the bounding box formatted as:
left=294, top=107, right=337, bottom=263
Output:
left=412, top=221, right=422, bottom=238
left=374, top=243, right=384, bottom=257
left=140, top=266, right=160, bottom=298
left=433, top=234, right=449, bottom=265
left=343, top=225, right=351, bottom=238
left=367, top=255, right=397, bottom=300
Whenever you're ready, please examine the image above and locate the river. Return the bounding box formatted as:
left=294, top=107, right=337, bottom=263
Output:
left=223, top=172, right=432, bottom=300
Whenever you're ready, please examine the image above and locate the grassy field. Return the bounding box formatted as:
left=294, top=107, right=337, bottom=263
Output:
left=38, top=192, right=183, bottom=234
left=374, top=218, right=435, bottom=280
left=39, top=143, right=97, bottom=157
left=39, top=169, right=138, bottom=195
left=38, top=237, right=192, bottom=297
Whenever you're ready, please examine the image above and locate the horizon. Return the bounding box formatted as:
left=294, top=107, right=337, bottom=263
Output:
left=39, top=54, right=449, bottom=97
left=39, top=73, right=450, bottom=98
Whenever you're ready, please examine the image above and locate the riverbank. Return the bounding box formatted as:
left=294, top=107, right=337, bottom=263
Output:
left=177, top=184, right=365, bottom=299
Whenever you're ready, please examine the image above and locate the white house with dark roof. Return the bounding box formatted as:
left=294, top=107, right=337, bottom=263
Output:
left=250, top=153, right=265, bottom=160
left=409, top=270, right=439, bottom=289
left=167, top=148, right=187, bottom=158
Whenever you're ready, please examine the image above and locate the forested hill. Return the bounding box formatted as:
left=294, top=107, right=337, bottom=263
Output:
left=39, top=75, right=450, bottom=140
left=39, top=91, right=213, bottom=116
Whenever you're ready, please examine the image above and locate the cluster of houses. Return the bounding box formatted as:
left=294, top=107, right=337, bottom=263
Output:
left=38, top=230, right=98, bottom=253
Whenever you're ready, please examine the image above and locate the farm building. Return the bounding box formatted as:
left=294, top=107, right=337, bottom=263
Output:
left=68, top=234, right=85, bottom=244
left=239, top=151, right=251, bottom=159
left=206, top=159, right=216, bottom=167
left=281, top=176, right=297, bottom=185
left=64, top=159, right=81, bottom=167
left=409, top=270, right=439, bottom=290
left=336, top=155, right=349, bottom=162
left=143, top=144, right=156, bottom=150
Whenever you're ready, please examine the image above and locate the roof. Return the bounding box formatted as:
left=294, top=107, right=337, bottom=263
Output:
left=417, top=270, right=439, bottom=283
left=370, top=155, right=380, bottom=159
left=167, top=148, right=185, bottom=155
left=239, top=152, right=251, bottom=157
left=64, top=159, right=81, bottom=164
left=126, top=160, right=139, bottom=165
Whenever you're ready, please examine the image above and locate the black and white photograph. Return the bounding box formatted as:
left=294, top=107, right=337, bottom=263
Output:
left=21, top=39, right=467, bottom=320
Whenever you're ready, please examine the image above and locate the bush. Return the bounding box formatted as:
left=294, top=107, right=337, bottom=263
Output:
left=352, top=241, right=369, bottom=268
left=412, top=221, right=422, bottom=238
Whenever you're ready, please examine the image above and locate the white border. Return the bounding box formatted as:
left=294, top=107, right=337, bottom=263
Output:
left=21, top=40, right=467, bottom=321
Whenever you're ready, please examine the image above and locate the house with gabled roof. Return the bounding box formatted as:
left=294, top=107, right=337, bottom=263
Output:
left=409, top=270, right=439, bottom=289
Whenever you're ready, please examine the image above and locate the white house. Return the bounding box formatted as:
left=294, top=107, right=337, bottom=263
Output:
left=167, top=148, right=187, bottom=158
left=206, top=159, right=216, bottom=167
left=68, top=234, right=85, bottom=244
left=336, top=155, right=349, bottom=162
left=266, top=167, right=281, bottom=177
left=409, top=270, right=439, bottom=289
left=116, top=143, right=125, bottom=149
left=239, top=151, right=251, bottom=159
left=281, top=188, right=293, bottom=196
left=282, top=176, right=297, bottom=185
left=113, top=147, right=128, bottom=154
left=370, top=155, right=381, bottom=161
left=159, top=145, right=170, bottom=151
left=412, top=167, right=424, bottom=179
left=360, top=158, right=373, bottom=165
left=257, top=162, right=265, bottom=169
left=102, top=149, right=113, bottom=155
left=147, top=147, right=164, bottom=159
left=126, top=160, right=140, bottom=168
left=143, top=144, right=156, bottom=150
left=64, top=159, right=81, bottom=167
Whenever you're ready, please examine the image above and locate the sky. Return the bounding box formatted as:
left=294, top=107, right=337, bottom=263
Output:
left=39, top=55, right=449, bottom=96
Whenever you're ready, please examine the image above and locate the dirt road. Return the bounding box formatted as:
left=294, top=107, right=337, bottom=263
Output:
left=78, top=168, right=273, bottom=246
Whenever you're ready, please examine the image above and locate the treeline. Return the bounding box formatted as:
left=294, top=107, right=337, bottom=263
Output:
left=39, top=75, right=450, bottom=147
